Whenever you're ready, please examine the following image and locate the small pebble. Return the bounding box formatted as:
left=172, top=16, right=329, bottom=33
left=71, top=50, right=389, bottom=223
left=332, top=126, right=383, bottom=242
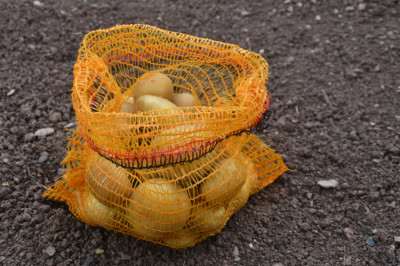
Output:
left=394, top=236, right=400, bottom=243
left=343, top=227, right=356, bottom=241
left=34, top=128, right=54, bottom=137
left=345, top=6, right=354, bottom=12
left=358, top=3, right=366, bottom=11
left=317, top=179, right=338, bottom=188
left=7, top=89, right=15, bottom=96
left=33, top=1, right=43, bottom=7
left=233, top=246, right=239, bottom=256
left=10, top=126, right=18, bottom=134
left=83, top=257, right=97, bottom=266
left=65, top=122, right=76, bottom=128
left=239, top=9, right=250, bottom=16
left=43, top=246, right=56, bottom=256
left=95, top=248, right=104, bottom=254
left=49, top=112, right=62, bottom=123
left=38, top=152, right=48, bottom=163
left=366, top=237, right=374, bottom=247
left=233, top=246, right=240, bottom=261
left=119, top=252, right=131, bottom=261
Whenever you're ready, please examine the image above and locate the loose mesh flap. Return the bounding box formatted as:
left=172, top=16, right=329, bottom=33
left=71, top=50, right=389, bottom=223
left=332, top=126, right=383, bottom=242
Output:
left=44, top=24, right=288, bottom=248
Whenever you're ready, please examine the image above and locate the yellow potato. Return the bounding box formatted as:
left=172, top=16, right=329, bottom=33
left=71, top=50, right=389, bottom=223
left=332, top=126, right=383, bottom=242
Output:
left=151, top=124, right=195, bottom=148
left=150, top=125, right=221, bottom=185
left=199, top=157, right=245, bottom=206
left=133, top=73, right=173, bottom=101
left=120, top=97, right=135, bottom=113
left=189, top=205, right=226, bottom=233
left=229, top=160, right=257, bottom=211
left=127, top=178, right=191, bottom=239
left=86, top=153, right=133, bottom=207
left=172, top=93, right=200, bottom=107
left=158, top=150, right=220, bottom=186
left=80, top=190, right=116, bottom=229
left=163, top=230, right=199, bottom=248
left=151, top=123, right=214, bottom=152
left=134, top=95, right=177, bottom=113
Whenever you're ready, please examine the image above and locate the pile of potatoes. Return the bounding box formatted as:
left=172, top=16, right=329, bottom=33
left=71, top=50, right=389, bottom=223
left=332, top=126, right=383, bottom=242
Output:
left=82, top=72, right=256, bottom=247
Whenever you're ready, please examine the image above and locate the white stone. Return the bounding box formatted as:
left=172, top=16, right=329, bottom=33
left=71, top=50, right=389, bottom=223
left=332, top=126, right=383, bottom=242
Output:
left=43, top=246, right=55, bottom=256
left=317, top=179, right=338, bottom=188
left=34, top=128, right=55, bottom=137
left=33, top=1, right=43, bottom=7
left=7, top=89, right=15, bottom=96
left=233, top=246, right=239, bottom=256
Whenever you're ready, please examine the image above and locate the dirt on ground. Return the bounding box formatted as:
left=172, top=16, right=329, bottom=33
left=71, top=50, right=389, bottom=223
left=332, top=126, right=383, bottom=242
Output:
left=1, top=0, right=399, bottom=265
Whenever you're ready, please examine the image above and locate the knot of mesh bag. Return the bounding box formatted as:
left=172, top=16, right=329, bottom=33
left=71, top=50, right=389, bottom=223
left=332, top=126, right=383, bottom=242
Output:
left=71, top=24, right=269, bottom=169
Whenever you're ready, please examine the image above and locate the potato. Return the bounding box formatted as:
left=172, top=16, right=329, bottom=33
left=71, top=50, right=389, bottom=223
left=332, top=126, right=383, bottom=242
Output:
left=127, top=178, right=191, bottom=239
left=163, top=230, right=199, bottom=248
left=172, top=93, right=200, bottom=107
left=151, top=125, right=221, bottom=185
left=87, top=153, right=133, bottom=207
left=134, top=95, right=177, bottom=113
left=227, top=160, right=257, bottom=211
left=189, top=205, right=226, bottom=233
left=120, top=97, right=135, bottom=113
left=151, top=123, right=214, bottom=152
left=158, top=150, right=220, bottom=186
left=133, top=73, right=173, bottom=101
left=81, top=190, right=116, bottom=229
left=151, top=124, right=193, bottom=148
left=199, top=157, right=245, bottom=206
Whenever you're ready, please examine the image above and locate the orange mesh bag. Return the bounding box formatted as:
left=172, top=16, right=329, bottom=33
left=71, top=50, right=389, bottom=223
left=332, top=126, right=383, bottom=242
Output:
left=44, top=24, right=288, bottom=248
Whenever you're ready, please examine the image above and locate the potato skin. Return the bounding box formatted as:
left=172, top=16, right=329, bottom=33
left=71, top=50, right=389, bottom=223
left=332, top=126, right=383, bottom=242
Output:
left=134, top=95, right=177, bottom=113
left=189, top=205, right=226, bottom=233
left=231, top=160, right=257, bottom=211
left=133, top=73, right=173, bottom=101
left=199, top=157, right=245, bottom=206
left=172, top=93, right=200, bottom=107
left=127, top=178, right=191, bottom=238
left=81, top=190, right=116, bottom=229
left=163, top=230, right=199, bottom=248
left=150, top=124, right=220, bottom=186
left=86, top=153, right=133, bottom=207
left=120, top=97, right=135, bottom=113
left=231, top=176, right=252, bottom=211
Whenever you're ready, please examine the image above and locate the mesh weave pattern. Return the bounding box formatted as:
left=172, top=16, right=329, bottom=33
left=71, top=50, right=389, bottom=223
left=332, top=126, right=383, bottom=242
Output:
left=43, top=24, right=288, bottom=248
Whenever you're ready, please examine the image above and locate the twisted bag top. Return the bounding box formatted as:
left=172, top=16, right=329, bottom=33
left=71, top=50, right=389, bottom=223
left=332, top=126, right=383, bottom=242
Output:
left=72, top=24, right=269, bottom=169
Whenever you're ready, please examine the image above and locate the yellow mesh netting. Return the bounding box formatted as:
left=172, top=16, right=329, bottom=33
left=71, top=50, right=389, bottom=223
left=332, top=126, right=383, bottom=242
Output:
left=44, top=24, right=288, bottom=248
